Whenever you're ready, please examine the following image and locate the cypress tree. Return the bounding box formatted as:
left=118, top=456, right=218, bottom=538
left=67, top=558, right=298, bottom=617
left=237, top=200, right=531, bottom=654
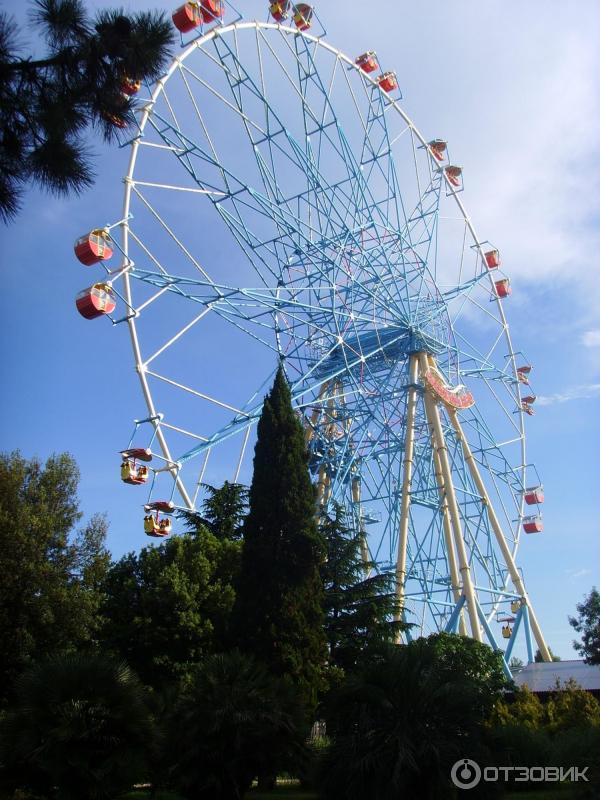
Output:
left=234, top=366, right=326, bottom=707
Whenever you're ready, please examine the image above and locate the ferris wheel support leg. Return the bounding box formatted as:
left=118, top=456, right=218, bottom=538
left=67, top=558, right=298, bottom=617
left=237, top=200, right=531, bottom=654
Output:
left=447, top=409, right=552, bottom=663
left=352, top=477, right=371, bottom=572
left=420, top=355, right=482, bottom=642
left=316, top=464, right=328, bottom=508
left=523, top=605, right=535, bottom=664
left=395, top=354, right=419, bottom=631
left=306, top=381, right=330, bottom=445
left=432, top=444, right=467, bottom=637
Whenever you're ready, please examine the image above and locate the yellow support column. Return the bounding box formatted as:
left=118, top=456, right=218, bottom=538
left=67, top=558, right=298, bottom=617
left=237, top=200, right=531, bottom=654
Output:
left=305, top=381, right=330, bottom=445
left=351, top=476, right=371, bottom=570
left=447, top=407, right=552, bottom=662
left=420, top=353, right=482, bottom=642
left=395, top=353, right=419, bottom=628
left=431, top=443, right=468, bottom=636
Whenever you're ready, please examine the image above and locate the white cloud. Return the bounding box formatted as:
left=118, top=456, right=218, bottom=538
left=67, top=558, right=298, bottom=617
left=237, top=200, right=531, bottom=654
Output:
left=536, top=383, right=600, bottom=406
left=582, top=330, right=600, bottom=348
left=566, top=568, right=592, bottom=579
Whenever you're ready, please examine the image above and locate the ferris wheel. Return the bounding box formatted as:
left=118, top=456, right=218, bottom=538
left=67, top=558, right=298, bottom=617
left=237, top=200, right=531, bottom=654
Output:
left=72, top=0, right=552, bottom=672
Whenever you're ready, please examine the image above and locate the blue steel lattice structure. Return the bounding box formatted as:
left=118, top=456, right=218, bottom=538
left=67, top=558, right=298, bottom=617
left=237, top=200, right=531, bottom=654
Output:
left=90, top=7, right=551, bottom=675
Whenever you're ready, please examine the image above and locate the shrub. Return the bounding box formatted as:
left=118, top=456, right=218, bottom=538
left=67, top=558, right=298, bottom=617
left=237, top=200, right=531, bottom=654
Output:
left=166, top=651, right=308, bottom=800
left=0, top=653, right=153, bottom=800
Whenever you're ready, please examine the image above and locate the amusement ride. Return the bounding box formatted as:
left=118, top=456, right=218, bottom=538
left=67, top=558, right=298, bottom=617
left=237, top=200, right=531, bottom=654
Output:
left=72, top=0, right=552, bottom=674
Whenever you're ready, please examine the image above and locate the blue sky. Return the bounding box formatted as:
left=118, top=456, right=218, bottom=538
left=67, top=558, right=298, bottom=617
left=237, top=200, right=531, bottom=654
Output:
left=1, top=0, right=599, bottom=661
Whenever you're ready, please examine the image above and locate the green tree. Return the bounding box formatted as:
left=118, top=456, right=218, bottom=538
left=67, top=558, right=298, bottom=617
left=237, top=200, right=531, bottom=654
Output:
left=166, top=650, right=308, bottom=800
left=509, top=655, right=524, bottom=673
left=423, top=632, right=510, bottom=716
left=535, top=646, right=561, bottom=662
left=178, top=480, right=249, bottom=541
left=317, top=638, right=500, bottom=800
left=0, top=652, right=153, bottom=800
left=101, top=527, right=241, bottom=688
left=490, top=685, right=545, bottom=729
left=0, top=451, right=110, bottom=703
left=0, top=0, right=174, bottom=221
left=546, top=678, right=600, bottom=732
left=233, top=366, right=326, bottom=708
left=320, top=505, right=403, bottom=675
left=569, top=587, right=600, bottom=665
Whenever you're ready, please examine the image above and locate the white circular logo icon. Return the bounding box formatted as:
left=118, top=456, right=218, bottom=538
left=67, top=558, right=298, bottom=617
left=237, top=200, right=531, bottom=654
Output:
left=451, top=758, right=482, bottom=789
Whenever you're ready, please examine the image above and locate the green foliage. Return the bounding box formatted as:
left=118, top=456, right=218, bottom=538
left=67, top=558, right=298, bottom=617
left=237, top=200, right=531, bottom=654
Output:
left=420, top=631, right=511, bottom=716
left=166, top=651, right=308, bottom=800
left=0, top=0, right=174, bottom=221
left=492, top=680, right=600, bottom=737
left=178, top=481, right=248, bottom=541
left=0, top=451, right=110, bottom=704
left=485, top=722, right=553, bottom=783
left=569, top=587, right=600, bottom=665
left=0, top=652, right=153, bottom=800
left=233, top=367, right=326, bottom=708
left=320, top=504, right=403, bottom=675
left=545, top=679, right=600, bottom=733
left=535, top=647, right=561, bottom=662
left=317, top=638, right=498, bottom=800
left=550, top=725, right=600, bottom=798
left=509, top=656, right=525, bottom=673
left=101, top=528, right=241, bottom=689
left=491, top=686, right=545, bottom=729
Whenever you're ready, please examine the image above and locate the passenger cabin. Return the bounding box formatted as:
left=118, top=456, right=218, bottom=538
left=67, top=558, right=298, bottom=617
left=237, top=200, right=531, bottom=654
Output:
left=444, top=165, right=462, bottom=188
left=102, top=111, right=127, bottom=129
left=521, top=401, right=535, bottom=416
left=121, top=77, right=141, bottom=96
left=525, top=485, right=544, bottom=505
left=269, top=0, right=290, bottom=21
left=428, top=139, right=447, bottom=161
left=120, top=448, right=152, bottom=485
left=485, top=249, right=500, bottom=269
left=511, top=600, right=522, bottom=614
left=502, top=624, right=513, bottom=639
left=355, top=51, right=378, bottom=73
left=121, top=461, right=149, bottom=485
left=377, top=71, right=398, bottom=93
left=494, top=278, right=511, bottom=298
left=144, top=515, right=172, bottom=537
left=120, top=447, right=153, bottom=462
left=172, top=2, right=202, bottom=32
left=200, top=0, right=224, bottom=22
left=76, top=283, right=116, bottom=319
left=521, top=395, right=536, bottom=405
left=517, top=365, right=532, bottom=384
left=293, top=4, right=313, bottom=30
left=74, top=230, right=113, bottom=265
left=145, top=500, right=175, bottom=514
left=523, top=515, right=543, bottom=534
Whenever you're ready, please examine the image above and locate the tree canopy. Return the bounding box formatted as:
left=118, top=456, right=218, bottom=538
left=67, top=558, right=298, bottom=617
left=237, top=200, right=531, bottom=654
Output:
left=0, top=652, right=153, bottom=800
left=101, top=526, right=241, bottom=688
left=233, top=366, right=326, bottom=707
left=569, top=587, right=600, bottom=665
left=320, top=504, right=403, bottom=675
left=0, top=451, right=110, bottom=703
left=0, top=0, right=174, bottom=221
left=178, top=480, right=249, bottom=541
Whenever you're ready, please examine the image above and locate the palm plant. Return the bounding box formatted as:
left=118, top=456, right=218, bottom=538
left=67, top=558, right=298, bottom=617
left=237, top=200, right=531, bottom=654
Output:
left=317, top=640, right=494, bottom=800
left=166, top=650, right=308, bottom=800
left=0, top=652, right=154, bottom=800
